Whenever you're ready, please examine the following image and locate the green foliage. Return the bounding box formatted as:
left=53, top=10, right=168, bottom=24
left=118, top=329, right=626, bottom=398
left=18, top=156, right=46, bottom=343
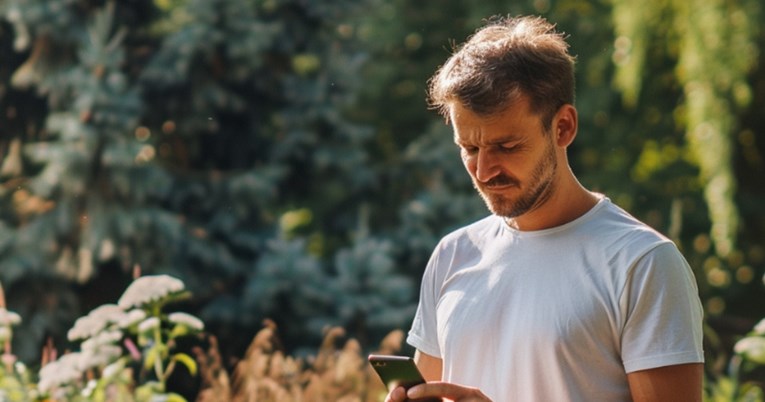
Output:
left=610, top=0, right=761, bottom=257
left=0, top=307, right=34, bottom=401
left=0, top=0, right=420, bottom=362
left=0, top=362, right=35, bottom=402
left=704, top=317, right=765, bottom=402
left=705, top=374, right=764, bottom=402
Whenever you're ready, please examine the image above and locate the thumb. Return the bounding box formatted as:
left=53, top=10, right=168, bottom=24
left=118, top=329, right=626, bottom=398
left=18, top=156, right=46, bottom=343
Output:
left=407, top=382, right=491, bottom=401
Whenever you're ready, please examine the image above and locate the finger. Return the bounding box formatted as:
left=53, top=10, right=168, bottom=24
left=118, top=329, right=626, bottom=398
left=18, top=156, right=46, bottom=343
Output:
left=407, top=382, right=489, bottom=401
left=385, top=385, right=407, bottom=402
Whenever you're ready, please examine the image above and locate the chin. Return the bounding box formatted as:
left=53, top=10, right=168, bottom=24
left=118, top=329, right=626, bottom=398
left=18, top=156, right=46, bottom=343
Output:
left=491, top=207, right=523, bottom=219
left=482, top=196, right=520, bottom=218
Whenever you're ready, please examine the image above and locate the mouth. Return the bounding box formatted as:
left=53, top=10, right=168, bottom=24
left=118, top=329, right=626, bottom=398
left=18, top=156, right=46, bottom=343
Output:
left=482, top=183, right=515, bottom=192
left=479, top=176, right=519, bottom=192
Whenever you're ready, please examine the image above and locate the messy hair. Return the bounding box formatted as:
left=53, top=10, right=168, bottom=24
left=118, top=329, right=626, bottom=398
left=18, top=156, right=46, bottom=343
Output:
left=428, top=15, right=576, bottom=130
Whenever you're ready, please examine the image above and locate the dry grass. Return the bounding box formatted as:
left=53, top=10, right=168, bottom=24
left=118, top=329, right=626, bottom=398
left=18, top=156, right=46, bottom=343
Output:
left=194, top=320, right=404, bottom=402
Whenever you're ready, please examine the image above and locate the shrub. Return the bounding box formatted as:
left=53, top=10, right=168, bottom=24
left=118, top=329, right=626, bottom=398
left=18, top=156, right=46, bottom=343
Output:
left=0, top=274, right=405, bottom=401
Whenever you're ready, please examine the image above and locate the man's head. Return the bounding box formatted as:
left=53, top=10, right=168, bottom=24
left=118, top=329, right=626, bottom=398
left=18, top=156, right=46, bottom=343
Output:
left=428, top=15, right=575, bottom=131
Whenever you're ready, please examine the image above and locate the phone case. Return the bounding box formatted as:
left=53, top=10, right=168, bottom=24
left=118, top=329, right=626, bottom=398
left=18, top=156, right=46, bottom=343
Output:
left=369, top=354, right=426, bottom=389
left=368, top=354, right=441, bottom=402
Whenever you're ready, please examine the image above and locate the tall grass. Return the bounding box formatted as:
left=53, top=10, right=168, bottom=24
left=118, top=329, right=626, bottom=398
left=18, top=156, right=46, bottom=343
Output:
left=195, top=320, right=400, bottom=402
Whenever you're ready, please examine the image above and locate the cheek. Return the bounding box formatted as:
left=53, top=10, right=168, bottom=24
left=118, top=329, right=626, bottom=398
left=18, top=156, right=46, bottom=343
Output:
left=462, top=156, right=477, bottom=175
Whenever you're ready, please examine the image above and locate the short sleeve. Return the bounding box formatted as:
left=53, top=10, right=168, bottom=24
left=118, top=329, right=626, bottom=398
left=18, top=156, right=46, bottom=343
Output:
left=620, top=243, right=705, bottom=373
left=406, top=245, right=443, bottom=358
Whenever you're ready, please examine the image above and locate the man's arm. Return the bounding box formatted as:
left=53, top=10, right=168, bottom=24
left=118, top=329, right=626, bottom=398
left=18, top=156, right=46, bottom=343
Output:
left=627, top=363, right=703, bottom=402
left=413, top=349, right=442, bottom=381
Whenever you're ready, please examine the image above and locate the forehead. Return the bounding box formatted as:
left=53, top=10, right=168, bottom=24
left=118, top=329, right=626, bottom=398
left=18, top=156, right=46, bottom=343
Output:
left=449, top=96, right=543, bottom=144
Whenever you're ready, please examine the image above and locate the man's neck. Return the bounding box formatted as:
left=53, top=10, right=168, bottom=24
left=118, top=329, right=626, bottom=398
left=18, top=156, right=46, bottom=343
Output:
left=505, top=181, right=599, bottom=232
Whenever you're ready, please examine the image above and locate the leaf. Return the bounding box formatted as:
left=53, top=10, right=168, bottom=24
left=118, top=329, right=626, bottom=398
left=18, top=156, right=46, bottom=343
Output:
left=144, top=346, right=159, bottom=371
left=165, top=392, right=189, bottom=402
left=171, top=352, right=198, bottom=376
left=169, top=324, right=189, bottom=339
left=135, top=382, right=163, bottom=402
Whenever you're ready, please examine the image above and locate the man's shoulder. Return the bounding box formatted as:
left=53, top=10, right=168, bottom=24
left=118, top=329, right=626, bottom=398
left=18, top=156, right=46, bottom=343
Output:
left=591, top=200, right=675, bottom=257
left=596, top=200, right=669, bottom=239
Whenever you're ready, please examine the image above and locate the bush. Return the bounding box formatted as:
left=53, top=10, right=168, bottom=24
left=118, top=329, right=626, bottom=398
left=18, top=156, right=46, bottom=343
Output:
left=0, top=274, right=404, bottom=401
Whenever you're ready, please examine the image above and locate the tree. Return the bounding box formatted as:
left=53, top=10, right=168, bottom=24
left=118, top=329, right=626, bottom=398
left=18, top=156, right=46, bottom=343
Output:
left=0, top=0, right=414, bottom=361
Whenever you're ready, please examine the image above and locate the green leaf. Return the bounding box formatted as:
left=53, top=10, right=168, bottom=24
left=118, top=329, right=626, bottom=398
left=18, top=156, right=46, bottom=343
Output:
left=135, top=382, right=163, bottom=402
left=169, top=324, right=189, bottom=339
left=171, top=352, right=198, bottom=376
left=166, top=392, right=189, bottom=402
left=144, top=346, right=160, bottom=371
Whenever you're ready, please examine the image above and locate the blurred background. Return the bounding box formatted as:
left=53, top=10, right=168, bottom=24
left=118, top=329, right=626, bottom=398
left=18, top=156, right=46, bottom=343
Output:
left=0, top=0, right=762, bottom=387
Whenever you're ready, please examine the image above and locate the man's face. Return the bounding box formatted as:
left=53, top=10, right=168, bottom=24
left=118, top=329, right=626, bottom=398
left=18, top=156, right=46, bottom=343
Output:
left=450, top=96, right=559, bottom=219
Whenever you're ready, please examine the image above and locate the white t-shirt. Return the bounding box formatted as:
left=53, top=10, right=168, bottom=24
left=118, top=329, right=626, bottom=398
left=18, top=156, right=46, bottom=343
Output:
left=407, top=197, right=704, bottom=401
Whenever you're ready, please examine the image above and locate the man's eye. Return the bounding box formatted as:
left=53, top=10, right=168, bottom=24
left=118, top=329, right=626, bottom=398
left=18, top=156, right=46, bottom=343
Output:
left=461, top=146, right=478, bottom=154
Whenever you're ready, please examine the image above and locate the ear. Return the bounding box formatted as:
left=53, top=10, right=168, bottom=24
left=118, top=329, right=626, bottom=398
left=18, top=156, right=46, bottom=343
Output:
left=552, top=104, right=577, bottom=147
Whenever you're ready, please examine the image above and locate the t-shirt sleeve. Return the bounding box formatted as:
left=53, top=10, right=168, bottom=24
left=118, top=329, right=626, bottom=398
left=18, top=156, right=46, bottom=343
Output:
left=406, top=244, right=443, bottom=358
left=620, top=242, right=705, bottom=373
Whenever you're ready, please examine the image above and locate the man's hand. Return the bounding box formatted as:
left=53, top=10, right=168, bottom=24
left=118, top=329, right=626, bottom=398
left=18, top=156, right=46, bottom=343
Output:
left=384, top=382, right=492, bottom=402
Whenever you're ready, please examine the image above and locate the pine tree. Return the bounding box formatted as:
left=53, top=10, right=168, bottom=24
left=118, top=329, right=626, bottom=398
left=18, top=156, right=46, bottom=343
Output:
left=0, top=0, right=421, bottom=361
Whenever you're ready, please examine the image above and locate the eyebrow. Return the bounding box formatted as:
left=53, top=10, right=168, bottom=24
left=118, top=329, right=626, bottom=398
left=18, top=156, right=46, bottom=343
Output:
left=454, top=134, right=523, bottom=147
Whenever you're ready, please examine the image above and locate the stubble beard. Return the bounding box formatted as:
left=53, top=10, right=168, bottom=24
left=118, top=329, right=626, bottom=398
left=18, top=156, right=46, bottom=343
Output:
left=474, top=141, right=558, bottom=219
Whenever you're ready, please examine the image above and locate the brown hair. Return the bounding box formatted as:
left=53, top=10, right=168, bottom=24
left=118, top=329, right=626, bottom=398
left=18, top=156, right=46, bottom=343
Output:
left=427, top=15, right=576, bottom=130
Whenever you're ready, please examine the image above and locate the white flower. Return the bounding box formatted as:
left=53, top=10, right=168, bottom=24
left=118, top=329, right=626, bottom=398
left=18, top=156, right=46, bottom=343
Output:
left=118, top=309, right=147, bottom=328
left=68, top=317, right=100, bottom=341
left=14, top=361, right=26, bottom=375
left=90, top=304, right=126, bottom=319
left=734, top=336, right=765, bottom=364
left=100, top=329, right=124, bottom=343
left=80, top=345, right=122, bottom=369
left=38, top=352, right=84, bottom=393
left=0, top=327, right=11, bottom=342
left=81, top=379, right=97, bottom=398
left=67, top=304, right=127, bottom=341
left=168, top=312, right=204, bottom=331
left=118, top=275, right=185, bottom=309
left=0, top=308, right=22, bottom=326
left=753, top=318, right=765, bottom=335
left=138, top=317, right=161, bottom=333
left=102, top=360, right=125, bottom=379
left=81, top=329, right=123, bottom=352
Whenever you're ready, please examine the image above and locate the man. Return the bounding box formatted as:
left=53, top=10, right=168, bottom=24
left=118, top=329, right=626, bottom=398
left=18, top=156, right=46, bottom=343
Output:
left=386, top=15, right=704, bottom=402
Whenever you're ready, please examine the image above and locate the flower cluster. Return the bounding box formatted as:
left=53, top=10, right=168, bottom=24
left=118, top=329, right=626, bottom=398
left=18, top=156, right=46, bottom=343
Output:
left=67, top=304, right=126, bottom=341
left=37, top=274, right=204, bottom=401
left=0, top=307, right=21, bottom=344
left=0, top=306, right=31, bottom=400
left=38, top=352, right=83, bottom=395
left=734, top=318, right=765, bottom=364
left=118, top=275, right=186, bottom=310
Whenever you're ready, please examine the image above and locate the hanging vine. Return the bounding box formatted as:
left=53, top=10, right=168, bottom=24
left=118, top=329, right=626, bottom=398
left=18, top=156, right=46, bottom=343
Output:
left=610, top=0, right=760, bottom=257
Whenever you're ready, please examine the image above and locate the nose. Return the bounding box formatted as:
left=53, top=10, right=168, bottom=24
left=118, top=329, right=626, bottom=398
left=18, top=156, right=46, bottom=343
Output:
left=472, top=149, right=501, bottom=183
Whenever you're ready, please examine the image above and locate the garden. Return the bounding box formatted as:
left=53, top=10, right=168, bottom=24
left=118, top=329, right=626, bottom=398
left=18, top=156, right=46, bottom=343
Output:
left=0, top=0, right=764, bottom=400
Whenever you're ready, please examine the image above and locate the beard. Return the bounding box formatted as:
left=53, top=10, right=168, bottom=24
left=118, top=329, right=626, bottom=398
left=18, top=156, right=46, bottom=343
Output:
left=473, top=140, right=558, bottom=219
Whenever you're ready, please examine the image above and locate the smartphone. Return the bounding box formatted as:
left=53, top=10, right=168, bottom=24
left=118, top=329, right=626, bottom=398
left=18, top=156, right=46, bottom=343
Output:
left=368, top=354, right=440, bottom=402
